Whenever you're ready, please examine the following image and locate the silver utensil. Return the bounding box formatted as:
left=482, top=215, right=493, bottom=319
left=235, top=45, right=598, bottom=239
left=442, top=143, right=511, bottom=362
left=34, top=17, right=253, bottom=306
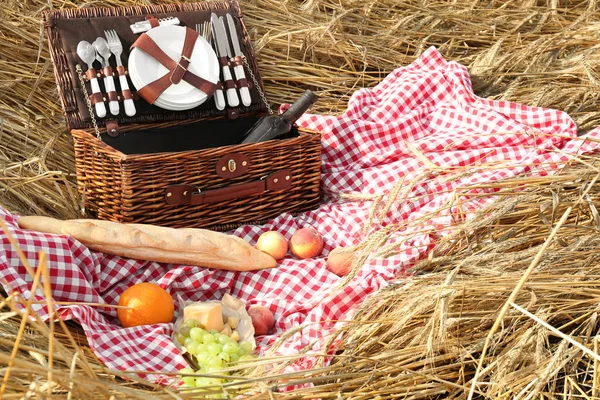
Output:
left=93, top=37, right=120, bottom=116
left=210, top=13, right=239, bottom=108
left=76, top=40, right=107, bottom=118
left=196, top=22, right=225, bottom=111
left=225, top=14, right=251, bottom=107
left=130, top=16, right=181, bottom=34
left=104, top=30, right=136, bottom=116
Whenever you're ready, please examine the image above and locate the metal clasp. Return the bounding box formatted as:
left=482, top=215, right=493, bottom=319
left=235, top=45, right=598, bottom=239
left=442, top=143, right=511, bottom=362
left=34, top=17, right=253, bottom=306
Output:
left=228, top=159, right=237, bottom=172
left=170, top=55, right=191, bottom=84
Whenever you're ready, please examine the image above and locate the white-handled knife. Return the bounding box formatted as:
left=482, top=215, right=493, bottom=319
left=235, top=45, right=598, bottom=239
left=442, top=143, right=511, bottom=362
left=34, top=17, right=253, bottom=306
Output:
left=225, top=13, right=252, bottom=107
left=211, top=13, right=239, bottom=108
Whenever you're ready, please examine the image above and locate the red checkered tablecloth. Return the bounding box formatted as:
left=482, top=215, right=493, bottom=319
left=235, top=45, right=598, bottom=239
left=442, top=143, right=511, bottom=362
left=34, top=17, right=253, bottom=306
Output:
left=2, top=47, right=600, bottom=383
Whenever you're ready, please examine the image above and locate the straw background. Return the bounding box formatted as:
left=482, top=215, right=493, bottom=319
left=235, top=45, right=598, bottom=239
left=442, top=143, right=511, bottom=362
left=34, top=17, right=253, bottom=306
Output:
left=3, top=0, right=600, bottom=398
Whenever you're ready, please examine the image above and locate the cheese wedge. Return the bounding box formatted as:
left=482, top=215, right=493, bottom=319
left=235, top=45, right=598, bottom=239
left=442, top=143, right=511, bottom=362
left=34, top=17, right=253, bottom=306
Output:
left=183, top=302, right=224, bottom=332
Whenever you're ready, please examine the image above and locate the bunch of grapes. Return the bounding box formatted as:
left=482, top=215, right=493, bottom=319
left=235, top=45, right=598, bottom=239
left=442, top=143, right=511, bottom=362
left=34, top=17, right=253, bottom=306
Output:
left=176, top=319, right=256, bottom=388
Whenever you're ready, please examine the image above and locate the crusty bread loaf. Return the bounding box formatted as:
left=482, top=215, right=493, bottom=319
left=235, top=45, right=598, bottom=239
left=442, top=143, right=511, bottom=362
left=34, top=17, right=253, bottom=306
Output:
left=17, top=216, right=277, bottom=271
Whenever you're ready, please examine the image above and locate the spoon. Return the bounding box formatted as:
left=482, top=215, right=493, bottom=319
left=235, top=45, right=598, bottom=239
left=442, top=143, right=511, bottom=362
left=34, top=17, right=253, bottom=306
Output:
left=76, top=40, right=107, bottom=118
left=93, top=37, right=120, bottom=116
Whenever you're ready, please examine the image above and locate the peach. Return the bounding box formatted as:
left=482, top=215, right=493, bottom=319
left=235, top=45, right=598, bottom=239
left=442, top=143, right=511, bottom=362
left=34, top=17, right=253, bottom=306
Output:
left=289, top=227, right=323, bottom=259
left=248, top=305, right=275, bottom=336
left=256, top=231, right=288, bottom=260
left=326, top=247, right=355, bottom=277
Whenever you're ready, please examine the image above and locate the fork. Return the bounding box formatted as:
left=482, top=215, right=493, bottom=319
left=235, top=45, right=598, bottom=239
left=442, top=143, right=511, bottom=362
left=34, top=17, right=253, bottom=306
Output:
left=196, top=22, right=225, bottom=111
left=104, top=30, right=136, bottom=117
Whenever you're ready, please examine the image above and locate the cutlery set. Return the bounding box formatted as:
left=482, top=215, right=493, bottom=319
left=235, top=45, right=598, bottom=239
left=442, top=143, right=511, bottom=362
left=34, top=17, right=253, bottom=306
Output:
left=197, top=13, right=252, bottom=110
left=75, top=12, right=253, bottom=120
left=76, top=30, right=136, bottom=118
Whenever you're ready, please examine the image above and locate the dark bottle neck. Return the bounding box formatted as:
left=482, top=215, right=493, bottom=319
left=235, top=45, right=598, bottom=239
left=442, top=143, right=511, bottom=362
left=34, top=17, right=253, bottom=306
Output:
left=279, top=90, right=319, bottom=125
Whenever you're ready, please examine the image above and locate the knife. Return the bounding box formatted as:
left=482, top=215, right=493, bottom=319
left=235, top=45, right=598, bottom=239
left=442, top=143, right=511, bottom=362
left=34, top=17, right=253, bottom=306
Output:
left=225, top=14, right=252, bottom=107
left=210, top=13, right=239, bottom=108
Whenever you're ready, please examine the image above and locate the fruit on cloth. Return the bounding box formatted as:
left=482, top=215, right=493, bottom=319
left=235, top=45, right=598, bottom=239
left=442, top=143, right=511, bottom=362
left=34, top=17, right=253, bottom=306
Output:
left=256, top=230, right=288, bottom=260
left=247, top=305, right=275, bottom=335
left=176, top=319, right=257, bottom=387
left=117, top=282, right=174, bottom=328
left=289, top=227, right=323, bottom=259
left=326, top=247, right=355, bottom=277
left=17, top=215, right=277, bottom=271
left=183, top=302, right=224, bottom=332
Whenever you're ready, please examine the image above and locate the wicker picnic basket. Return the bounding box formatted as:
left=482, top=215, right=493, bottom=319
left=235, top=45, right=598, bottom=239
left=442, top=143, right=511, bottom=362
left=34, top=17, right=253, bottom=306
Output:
left=42, top=1, right=321, bottom=230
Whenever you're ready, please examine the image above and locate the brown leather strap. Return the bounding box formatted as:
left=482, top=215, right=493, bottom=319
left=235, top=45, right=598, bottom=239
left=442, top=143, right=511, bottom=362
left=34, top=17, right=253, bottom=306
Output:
left=85, top=68, right=98, bottom=81
left=218, top=56, right=229, bottom=67
left=224, top=79, right=236, bottom=90
left=107, top=91, right=118, bottom=102
left=89, top=92, right=104, bottom=105
left=102, top=66, right=114, bottom=77
left=116, top=66, right=126, bottom=76
left=146, top=16, right=159, bottom=28
left=231, top=56, right=243, bottom=66
left=122, top=89, right=133, bottom=100
left=237, top=78, right=249, bottom=88
left=131, top=29, right=217, bottom=104
left=164, top=170, right=292, bottom=206
left=136, top=74, right=172, bottom=104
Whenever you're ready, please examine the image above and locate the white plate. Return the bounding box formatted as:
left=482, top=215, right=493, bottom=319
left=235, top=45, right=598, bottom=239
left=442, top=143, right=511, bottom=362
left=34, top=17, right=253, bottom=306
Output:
left=128, top=25, right=219, bottom=110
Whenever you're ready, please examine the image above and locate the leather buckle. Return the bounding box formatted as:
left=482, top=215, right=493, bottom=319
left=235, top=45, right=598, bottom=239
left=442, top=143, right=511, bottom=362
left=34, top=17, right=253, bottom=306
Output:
left=170, top=55, right=191, bottom=84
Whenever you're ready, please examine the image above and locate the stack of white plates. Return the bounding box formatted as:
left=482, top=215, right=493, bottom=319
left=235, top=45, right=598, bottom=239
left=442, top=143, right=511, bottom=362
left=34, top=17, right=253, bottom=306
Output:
left=128, top=25, right=220, bottom=111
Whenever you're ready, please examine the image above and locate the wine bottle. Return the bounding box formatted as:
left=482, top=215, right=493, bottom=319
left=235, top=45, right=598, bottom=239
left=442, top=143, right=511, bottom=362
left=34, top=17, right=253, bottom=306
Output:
left=241, top=90, right=318, bottom=144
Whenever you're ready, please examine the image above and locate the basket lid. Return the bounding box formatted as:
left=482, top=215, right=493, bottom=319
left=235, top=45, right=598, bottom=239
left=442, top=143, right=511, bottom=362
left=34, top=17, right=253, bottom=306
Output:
left=42, top=1, right=266, bottom=131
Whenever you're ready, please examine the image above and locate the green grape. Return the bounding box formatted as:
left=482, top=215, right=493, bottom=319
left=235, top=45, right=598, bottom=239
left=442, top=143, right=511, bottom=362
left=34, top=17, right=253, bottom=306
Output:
left=230, top=353, right=240, bottom=362
left=222, top=342, right=239, bottom=355
left=218, top=352, right=230, bottom=362
left=202, top=333, right=216, bottom=344
left=189, top=327, right=206, bottom=341
left=195, top=343, right=209, bottom=355
left=184, top=337, right=196, bottom=347
left=207, top=355, right=223, bottom=368
left=185, top=341, right=199, bottom=355
left=179, top=368, right=195, bottom=386
left=239, top=341, right=253, bottom=355
left=195, top=377, right=211, bottom=387
left=196, top=377, right=222, bottom=387
left=207, top=343, right=222, bottom=356
left=216, top=334, right=231, bottom=345
left=195, top=351, right=210, bottom=365
left=179, top=326, right=191, bottom=337
left=183, top=319, right=200, bottom=329
left=238, top=354, right=255, bottom=362
left=195, top=365, right=206, bottom=373
left=176, top=333, right=187, bottom=345
left=207, top=365, right=228, bottom=375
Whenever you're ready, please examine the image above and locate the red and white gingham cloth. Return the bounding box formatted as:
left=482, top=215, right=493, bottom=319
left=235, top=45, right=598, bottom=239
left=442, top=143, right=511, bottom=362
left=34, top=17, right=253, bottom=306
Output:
left=2, top=47, right=600, bottom=382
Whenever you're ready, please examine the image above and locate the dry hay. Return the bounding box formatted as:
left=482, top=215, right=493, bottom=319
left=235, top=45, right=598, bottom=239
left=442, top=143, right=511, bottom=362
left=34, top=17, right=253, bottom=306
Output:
left=4, top=0, right=600, bottom=398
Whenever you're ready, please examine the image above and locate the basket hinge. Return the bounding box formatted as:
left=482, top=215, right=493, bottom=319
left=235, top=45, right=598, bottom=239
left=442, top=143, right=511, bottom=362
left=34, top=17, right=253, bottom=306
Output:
left=106, top=120, right=120, bottom=137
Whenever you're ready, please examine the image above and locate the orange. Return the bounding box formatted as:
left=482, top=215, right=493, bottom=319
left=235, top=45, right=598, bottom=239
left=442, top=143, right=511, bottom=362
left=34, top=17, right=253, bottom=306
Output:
left=117, top=282, right=175, bottom=328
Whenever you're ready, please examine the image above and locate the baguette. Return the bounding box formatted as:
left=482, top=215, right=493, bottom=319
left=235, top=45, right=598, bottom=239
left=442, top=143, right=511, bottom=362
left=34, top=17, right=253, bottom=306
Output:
left=17, top=216, right=277, bottom=271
